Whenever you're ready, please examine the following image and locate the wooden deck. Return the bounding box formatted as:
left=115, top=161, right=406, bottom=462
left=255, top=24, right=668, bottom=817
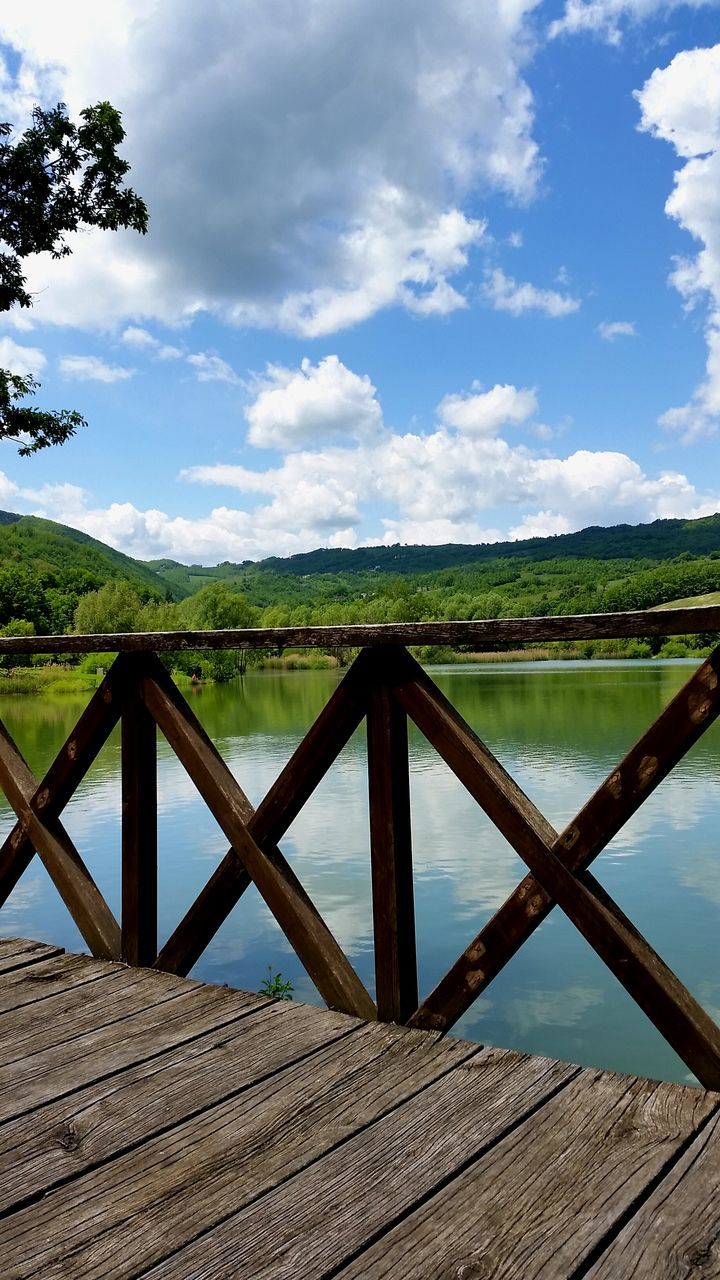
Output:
left=1, top=938, right=718, bottom=1278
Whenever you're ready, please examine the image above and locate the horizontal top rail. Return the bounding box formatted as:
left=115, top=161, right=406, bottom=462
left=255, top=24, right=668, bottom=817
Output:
left=0, top=605, right=719, bottom=654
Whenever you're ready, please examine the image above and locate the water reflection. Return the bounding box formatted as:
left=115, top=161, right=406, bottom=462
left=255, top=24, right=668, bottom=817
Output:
left=1, top=658, right=718, bottom=1085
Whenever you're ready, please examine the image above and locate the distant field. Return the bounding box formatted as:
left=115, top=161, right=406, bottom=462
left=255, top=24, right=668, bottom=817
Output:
left=656, top=592, right=720, bottom=609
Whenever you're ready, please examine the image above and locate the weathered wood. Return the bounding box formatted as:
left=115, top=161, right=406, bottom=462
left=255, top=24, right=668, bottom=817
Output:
left=0, top=952, right=116, bottom=1014
left=392, top=652, right=720, bottom=1088
left=336, top=1069, right=716, bottom=1280
left=0, top=719, right=121, bottom=960
left=409, top=646, right=720, bottom=1032
left=1, top=1022, right=479, bottom=1278
left=586, top=1109, right=720, bottom=1278
left=122, top=662, right=158, bottom=965
left=1, top=944, right=718, bottom=1280
left=0, top=604, right=719, bottom=654
left=142, top=1049, right=577, bottom=1280
left=0, top=998, right=351, bottom=1216
left=0, top=938, right=64, bottom=973
left=367, top=680, right=417, bottom=1022
left=156, top=649, right=372, bottom=976
left=0, top=657, right=128, bottom=906
left=0, top=979, right=264, bottom=1127
left=141, top=655, right=376, bottom=1019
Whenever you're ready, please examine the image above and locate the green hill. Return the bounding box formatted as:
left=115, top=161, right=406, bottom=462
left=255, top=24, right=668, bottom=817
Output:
left=0, top=512, right=165, bottom=595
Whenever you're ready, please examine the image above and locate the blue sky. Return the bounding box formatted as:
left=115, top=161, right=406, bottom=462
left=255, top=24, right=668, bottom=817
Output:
left=1, top=0, right=720, bottom=564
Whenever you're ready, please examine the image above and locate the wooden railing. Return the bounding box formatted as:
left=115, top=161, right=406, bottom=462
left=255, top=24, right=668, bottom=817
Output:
left=2, top=607, right=720, bottom=1086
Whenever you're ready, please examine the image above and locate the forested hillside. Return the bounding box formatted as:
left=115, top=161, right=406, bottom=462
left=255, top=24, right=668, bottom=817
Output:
left=2, top=510, right=720, bottom=654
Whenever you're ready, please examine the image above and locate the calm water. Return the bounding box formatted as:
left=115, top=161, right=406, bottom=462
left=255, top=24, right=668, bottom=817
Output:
left=1, top=659, right=718, bottom=1086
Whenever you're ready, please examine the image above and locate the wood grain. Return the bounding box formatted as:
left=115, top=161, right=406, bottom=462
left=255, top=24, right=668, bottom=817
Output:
left=367, top=680, right=417, bottom=1022
left=585, top=1109, right=720, bottom=1279
left=336, top=1070, right=716, bottom=1280
left=0, top=938, right=64, bottom=973
left=0, top=997, right=353, bottom=1215
left=121, top=660, right=158, bottom=965
left=0, top=1020, right=477, bottom=1278
left=0, top=604, right=719, bottom=653
left=142, top=1048, right=577, bottom=1280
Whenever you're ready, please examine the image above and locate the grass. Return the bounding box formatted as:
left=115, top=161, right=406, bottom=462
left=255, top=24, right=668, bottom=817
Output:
left=0, top=665, right=101, bottom=696
left=655, top=592, right=720, bottom=609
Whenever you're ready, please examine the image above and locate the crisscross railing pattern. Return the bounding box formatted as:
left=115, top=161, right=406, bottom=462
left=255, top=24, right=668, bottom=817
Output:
left=1, top=613, right=720, bottom=1086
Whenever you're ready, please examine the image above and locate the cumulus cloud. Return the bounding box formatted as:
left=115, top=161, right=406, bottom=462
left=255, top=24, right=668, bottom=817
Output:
left=244, top=356, right=383, bottom=450
left=597, top=320, right=637, bottom=340
left=1, top=0, right=541, bottom=338
left=483, top=268, right=581, bottom=317
left=58, top=355, right=135, bottom=383
left=636, top=45, right=720, bottom=442
left=437, top=383, right=538, bottom=435
left=549, top=0, right=719, bottom=44
left=0, top=336, right=46, bottom=379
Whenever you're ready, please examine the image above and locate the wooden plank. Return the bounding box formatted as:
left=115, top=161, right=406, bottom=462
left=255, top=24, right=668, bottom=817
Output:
left=122, top=664, right=158, bottom=965
left=131, top=1047, right=577, bottom=1280
left=0, top=719, right=121, bottom=959
left=336, top=1072, right=716, bottom=1280
left=0, top=952, right=118, bottom=1013
left=585, top=1109, right=720, bottom=1279
left=0, top=938, right=64, bottom=973
left=0, top=967, right=185, bottom=1076
left=1, top=603, right=720, bottom=653
left=393, top=654, right=720, bottom=1089
left=0, top=1021, right=480, bottom=1280
left=367, top=681, right=417, bottom=1022
left=0, top=657, right=128, bottom=906
left=0, top=976, right=265, bottom=1125
left=141, top=656, right=376, bottom=1020
left=0, top=996, right=351, bottom=1215
left=156, top=649, right=371, bottom=976
left=411, top=645, right=720, bottom=1032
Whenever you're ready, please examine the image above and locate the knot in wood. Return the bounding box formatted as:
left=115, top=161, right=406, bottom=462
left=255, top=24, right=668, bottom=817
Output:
left=608, top=771, right=622, bottom=799
left=36, top=787, right=50, bottom=810
left=67, top=739, right=77, bottom=761
left=56, top=1121, right=82, bottom=1153
left=689, top=692, right=712, bottom=724
left=637, top=755, right=657, bottom=787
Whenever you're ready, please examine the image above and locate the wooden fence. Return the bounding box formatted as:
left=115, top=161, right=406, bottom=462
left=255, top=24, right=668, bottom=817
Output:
left=1, top=607, right=720, bottom=1086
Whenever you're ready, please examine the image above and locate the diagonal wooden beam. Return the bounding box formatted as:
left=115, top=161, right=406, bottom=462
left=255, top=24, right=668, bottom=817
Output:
left=391, top=648, right=720, bottom=1088
left=401, top=646, right=720, bottom=1036
left=0, top=656, right=132, bottom=907
left=141, top=654, right=376, bottom=1019
left=0, top=719, right=121, bottom=959
left=155, top=649, right=376, bottom=978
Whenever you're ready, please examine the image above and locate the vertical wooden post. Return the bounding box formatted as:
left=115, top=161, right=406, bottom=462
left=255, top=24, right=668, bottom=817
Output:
left=121, top=667, right=157, bottom=966
left=367, top=680, right=417, bottom=1022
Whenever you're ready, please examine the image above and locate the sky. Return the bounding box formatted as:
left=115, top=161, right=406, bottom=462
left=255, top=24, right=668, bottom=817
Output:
left=1, top=0, right=720, bottom=566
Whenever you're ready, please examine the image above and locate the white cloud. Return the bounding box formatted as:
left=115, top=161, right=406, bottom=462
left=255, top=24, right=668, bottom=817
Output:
left=0, top=337, right=46, bottom=379
left=437, top=383, right=538, bottom=435
left=244, top=356, right=383, bottom=451
left=597, top=320, right=637, bottom=340
left=1, top=1, right=541, bottom=337
left=186, top=353, right=240, bottom=385
left=483, top=268, right=581, bottom=317
left=549, top=0, right=719, bottom=44
left=509, top=511, right=573, bottom=540
left=121, top=327, right=182, bottom=359
left=636, top=46, right=720, bottom=441
left=58, top=355, right=135, bottom=383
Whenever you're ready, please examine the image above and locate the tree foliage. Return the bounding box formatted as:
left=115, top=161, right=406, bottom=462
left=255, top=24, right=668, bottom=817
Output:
left=0, top=101, right=148, bottom=453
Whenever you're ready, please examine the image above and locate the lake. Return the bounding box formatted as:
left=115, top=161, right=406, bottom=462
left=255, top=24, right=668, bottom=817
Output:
left=1, top=658, right=718, bottom=1086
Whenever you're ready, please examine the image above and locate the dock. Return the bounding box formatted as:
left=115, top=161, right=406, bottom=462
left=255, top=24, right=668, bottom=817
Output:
left=3, top=617, right=720, bottom=1274
left=1, top=936, right=718, bottom=1278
